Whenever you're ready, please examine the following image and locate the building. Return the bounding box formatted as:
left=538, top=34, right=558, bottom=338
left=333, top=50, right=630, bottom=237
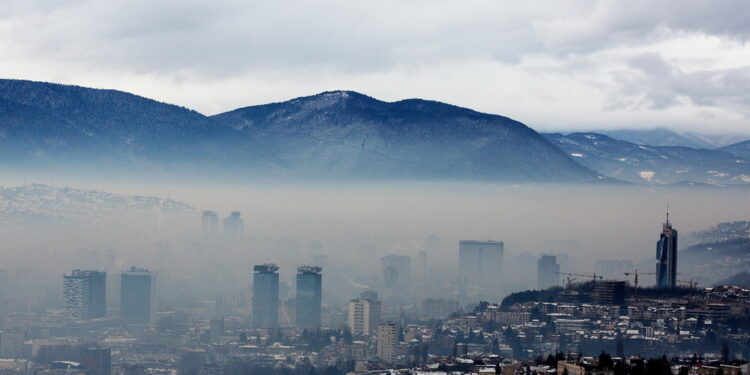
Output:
left=458, top=240, right=504, bottom=303
left=0, top=330, right=24, bottom=359
left=295, top=265, right=322, bottom=329
left=376, top=322, right=398, bottom=364
left=380, top=254, right=411, bottom=304
left=252, top=264, right=279, bottom=329
left=201, top=211, right=219, bottom=238
left=537, top=254, right=560, bottom=290
left=120, top=267, right=156, bottom=324
left=223, top=211, right=244, bottom=243
left=656, top=213, right=678, bottom=288
left=63, top=270, right=107, bottom=320
left=348, top=291, right=381, bottom=336
left=592, top=280, right=627, bottom=306
left=81, top=347, right=111, bottom=375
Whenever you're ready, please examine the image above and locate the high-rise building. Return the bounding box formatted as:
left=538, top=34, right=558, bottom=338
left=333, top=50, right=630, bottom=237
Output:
left=0, top=330, right=24, bottom=358
left=348, top=291, right=381, bottom=336
left=63, top=270, right=107, bottom=320
left=81, top=347, right=112, bottom=375
left=295, top=265, right=322, bottom=329
left=537, top=255, right=560, bottom=290
left=376, top=322, right=398, bottom=364
left=252, top=264, right=279, bottom=329
left=120, top=267, right=156, bottom=324
left=592, top=280, right=627, bottom=306
left=223, top=212, right=244, bottom=242
left=656, top=213, right=678, bottom=288
left=381, top=254, right=411, bottom=303
left=458, top=240, right=504, bottom=303
left=201, top=211, right=219, bottom=238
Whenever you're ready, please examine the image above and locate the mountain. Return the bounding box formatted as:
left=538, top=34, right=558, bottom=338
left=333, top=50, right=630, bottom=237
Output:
left=0, top=79, right=242, bottom=168
left=544, top=132, right=750, bottom=185
left=597, top=128, right=747, bottom=149
left=721, top=140, right=750, bottom=160
left=210, top=91, right=604, bottom=181
left=0, top=79, right=607, bottom=182
left=0, top=183, right=193, bottom=227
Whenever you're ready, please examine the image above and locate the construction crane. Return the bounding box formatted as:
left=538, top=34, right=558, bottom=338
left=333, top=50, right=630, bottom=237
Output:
left=623, top=270, right=655, bottom=289
left=623, top=270, right=655, bottom=304
left=563, top=277, right=577, bottom=289
left=677, top=279, right=699, bottom=289
left=557, top=272, right=603, bottom=282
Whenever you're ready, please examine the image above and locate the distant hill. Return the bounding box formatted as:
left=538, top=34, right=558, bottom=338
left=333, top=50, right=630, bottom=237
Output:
left=718, top=272, right=750, bottom=288
left=210, top=91, right=604, bottom=181
left=0, top=79, right=241, bottom=166
left=721, top=140, right=750, bottom=160
left=597, top=128, right=747, bottom=149
left=544, top=132, right=750, bottom=185
left=0, top=80, right=607, bottom=182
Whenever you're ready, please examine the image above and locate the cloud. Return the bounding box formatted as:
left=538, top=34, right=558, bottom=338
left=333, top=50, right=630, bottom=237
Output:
left=1, top=0, right=749, bottom=135
left=607, top=52, right=750, bottom=112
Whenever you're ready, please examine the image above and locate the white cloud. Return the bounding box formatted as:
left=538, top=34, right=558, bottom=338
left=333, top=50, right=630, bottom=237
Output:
left=0, top=0, right=749, bottom=136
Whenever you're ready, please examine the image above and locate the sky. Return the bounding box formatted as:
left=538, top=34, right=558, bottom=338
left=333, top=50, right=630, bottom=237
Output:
left=1, top=0, right=750, bottom=135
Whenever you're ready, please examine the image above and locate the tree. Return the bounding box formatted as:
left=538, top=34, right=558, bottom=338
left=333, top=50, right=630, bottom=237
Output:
left=599, top=351, right=614, bottom=370
left=545, top=354, right=557, bottom=368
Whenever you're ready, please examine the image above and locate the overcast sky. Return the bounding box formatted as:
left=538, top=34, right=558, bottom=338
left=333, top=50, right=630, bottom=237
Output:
left=2, top=0, right=749, bottom=135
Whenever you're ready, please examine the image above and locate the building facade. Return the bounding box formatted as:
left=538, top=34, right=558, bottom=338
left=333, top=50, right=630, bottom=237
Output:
left=223, top=212, right=244, bottom=243
left=120, top=267, right=156, bottom=324
left=295, top=265, right=322, bottom=329
left=348, top=291, right=381, bottom=336
left=458, top=240, right=504, bottom=303
left=656, top=214, right=678, bottom=288
left=252, top=264, right=279, bottom=329
left=537, top=254, right=560, bottom=290
left=63, top=270, right=107, bottom=320
left=376, top=322, right=397, bottom=364
left=201, top=211, right=219, bottom=238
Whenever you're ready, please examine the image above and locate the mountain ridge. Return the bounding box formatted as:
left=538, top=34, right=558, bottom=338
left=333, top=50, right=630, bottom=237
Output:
left=0, top=79, right=604, bottom=182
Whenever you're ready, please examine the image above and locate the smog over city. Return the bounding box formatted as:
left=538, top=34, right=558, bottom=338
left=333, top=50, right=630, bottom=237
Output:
left=1, top=2, right=750, bottom=375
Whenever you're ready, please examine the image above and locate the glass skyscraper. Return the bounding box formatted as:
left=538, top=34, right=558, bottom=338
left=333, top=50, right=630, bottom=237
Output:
left=252, top=263, right=279, bottom=329
left=295, top=265, right=322, bottom=329
left=656, top=214, right=678, bottom=288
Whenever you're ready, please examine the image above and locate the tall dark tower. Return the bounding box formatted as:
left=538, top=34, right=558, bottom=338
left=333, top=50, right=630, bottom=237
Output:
left=252, top=264, right=279, bottom=329
left=295, top=265, right=322, bottom=329
left=656, top=212, right=678, bottom=288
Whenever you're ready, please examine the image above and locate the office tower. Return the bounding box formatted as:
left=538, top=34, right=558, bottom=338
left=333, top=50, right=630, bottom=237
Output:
left=347, top=291, right=381, bottom=336
left=595, top=259, right=635, bottom=280
left=223, top=211, right=244, bottom=242
left=63, top=270, right=107, bottom=320
left=0, top=330, right=24, bottom=358
left=120, top=267, right=156, bottom=324
left=537, top=255, right=560, bottom=290
left=593, top=280, right=627, bottom=306
left=201, top=211, right=219, bottom=238
left=82, top=347, right=112, bottom=375
left=209, top=318, right=224, bottom=342
left=252, top=264, right=279, bottom=329
left=656, top=213, right=678, bottom=288
left=380, top=254, right=411, bottom=304
left=376, top=322, right=398, bottom=364
left=458, top=240, right=504, bottom=303
left=295, top=265, right=322, bottom=329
